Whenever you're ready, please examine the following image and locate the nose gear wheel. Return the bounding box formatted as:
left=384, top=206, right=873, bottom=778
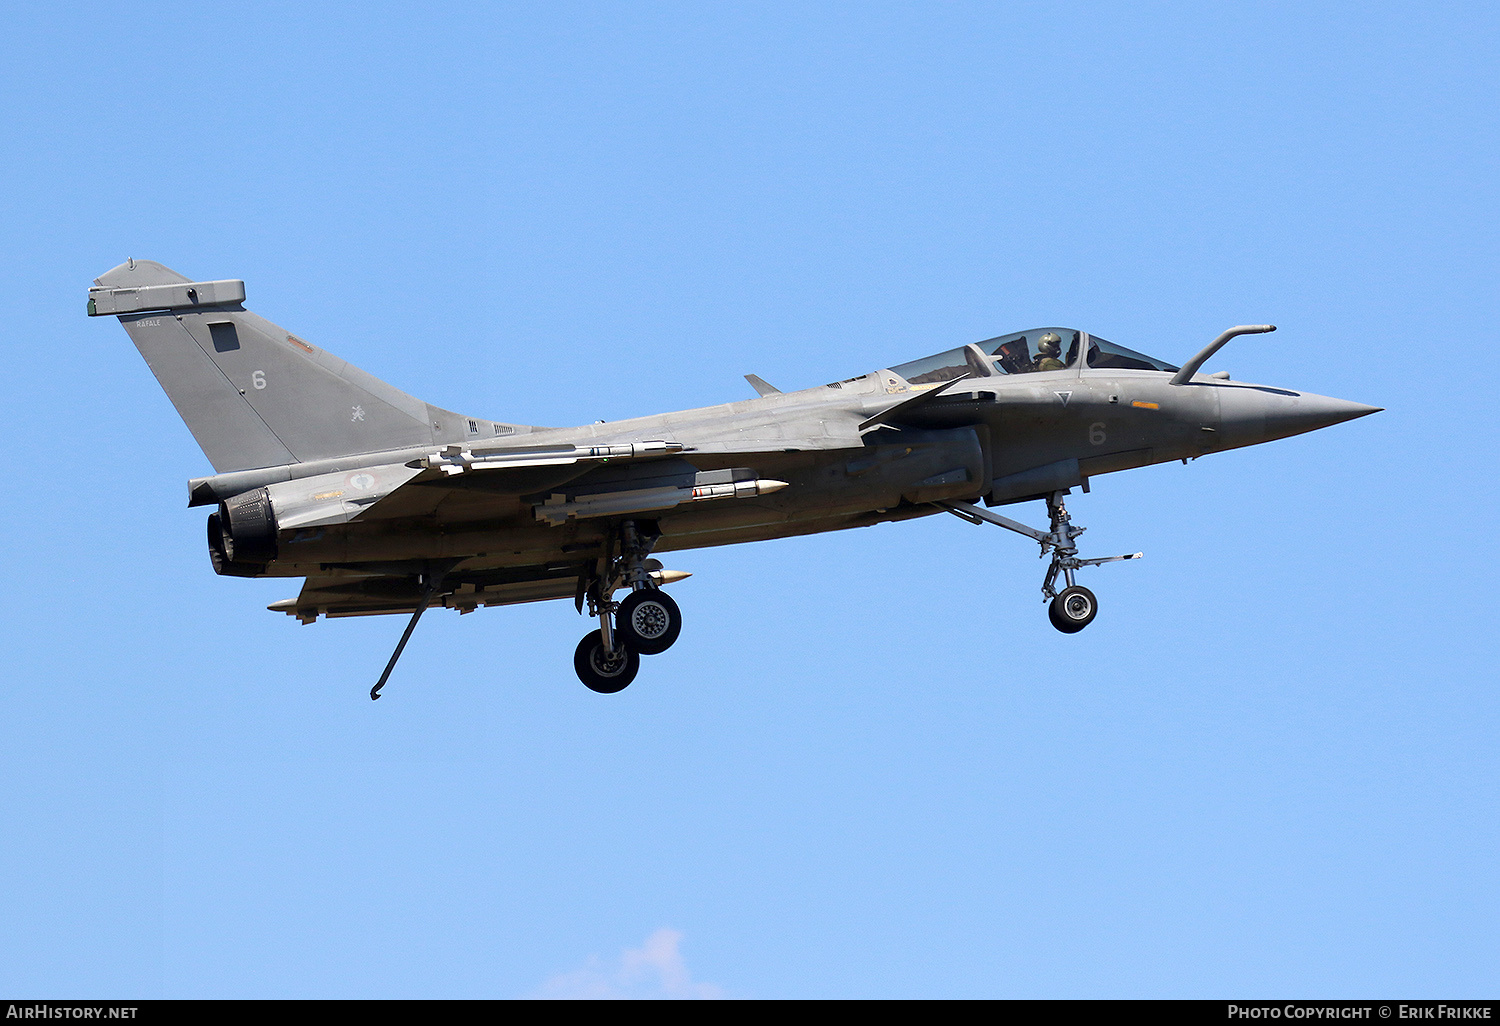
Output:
left=1048, top=585, right=1097, bottom=633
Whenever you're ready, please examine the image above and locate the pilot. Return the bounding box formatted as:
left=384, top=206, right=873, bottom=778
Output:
left=1034, top=333, right=1065, bottom=371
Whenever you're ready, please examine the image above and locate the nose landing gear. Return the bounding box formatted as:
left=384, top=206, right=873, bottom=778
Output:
left=939, top=491, right=1140, bottom=634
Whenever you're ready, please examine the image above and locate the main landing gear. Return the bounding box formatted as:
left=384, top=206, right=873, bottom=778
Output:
left=938, top=491, right=1141, bottom=635
left=574, top=520, right=684, bottom=693
left=359, top=523, right=686, bottom=701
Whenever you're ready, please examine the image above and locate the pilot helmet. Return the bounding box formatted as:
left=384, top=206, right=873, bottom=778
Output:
left=1036, top=333, right=1061, bottom=358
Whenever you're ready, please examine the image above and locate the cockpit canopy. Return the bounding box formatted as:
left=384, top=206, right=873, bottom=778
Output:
left=889, top=328, right=1179, bottom=384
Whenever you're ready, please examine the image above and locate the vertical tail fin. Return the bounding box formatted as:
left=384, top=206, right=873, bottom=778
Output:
left=89, top=260, right=530, bottom=473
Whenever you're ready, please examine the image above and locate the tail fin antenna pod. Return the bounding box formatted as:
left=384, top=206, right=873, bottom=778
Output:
left=89, top=260, right=532, bottom=473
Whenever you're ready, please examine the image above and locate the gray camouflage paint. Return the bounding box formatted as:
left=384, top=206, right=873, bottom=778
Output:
left=89, top=260, right=1378, bottom=622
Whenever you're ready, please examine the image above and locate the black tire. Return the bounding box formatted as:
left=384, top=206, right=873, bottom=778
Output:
left=615, top=589, right=682, bottom=655
left=1048, top=585, right=1098, bottom=634
left=574, top=632, right=640, bottom=693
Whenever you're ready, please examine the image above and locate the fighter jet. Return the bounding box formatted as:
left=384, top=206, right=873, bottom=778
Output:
left=88, top=259, right=1379, bottom=698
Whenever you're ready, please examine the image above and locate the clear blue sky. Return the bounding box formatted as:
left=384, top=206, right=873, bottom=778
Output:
left=1, top=0, right=1495, bottom=999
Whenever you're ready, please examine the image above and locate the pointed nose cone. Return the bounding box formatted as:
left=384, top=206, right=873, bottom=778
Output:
left=1278, top=394, right=1383, bottom=434
left=1216, top=387, right=1381, bottom=450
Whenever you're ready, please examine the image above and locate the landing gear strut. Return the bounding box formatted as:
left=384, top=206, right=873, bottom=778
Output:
left=574, top=520, right=685, bottom=692
left=938, top=491, right=1140, bottom=634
